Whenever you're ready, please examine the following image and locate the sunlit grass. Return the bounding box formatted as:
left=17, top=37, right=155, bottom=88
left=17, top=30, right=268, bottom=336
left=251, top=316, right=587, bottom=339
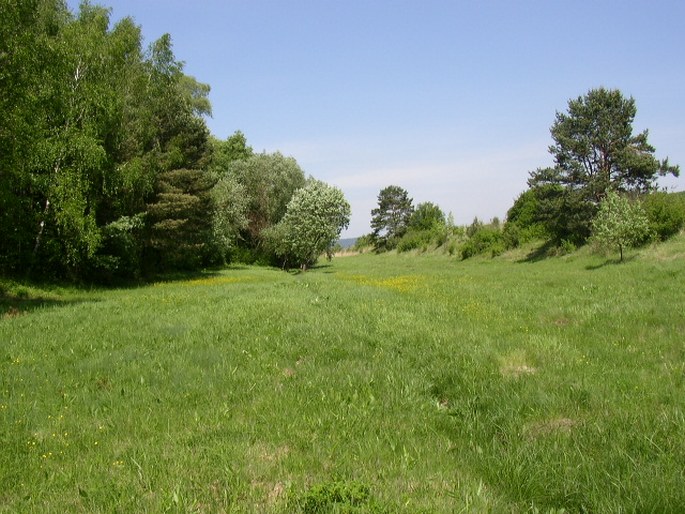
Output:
left=1, top=236, right=684, bottom=511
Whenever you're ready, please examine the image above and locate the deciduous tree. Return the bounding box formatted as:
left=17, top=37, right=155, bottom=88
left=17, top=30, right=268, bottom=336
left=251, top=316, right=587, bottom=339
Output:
left=225, top=152, right=306, bottom=251
left=211, top=175, right=249, bottom=261
left=209, top=131, right=254, bottom=176
left=408, top=202, right=445, bottom=231
left=266, top=180, right=350, bottom=270
left=0, top=1, right=213, bottom=278
left=591, top=190, right=649, bottom=261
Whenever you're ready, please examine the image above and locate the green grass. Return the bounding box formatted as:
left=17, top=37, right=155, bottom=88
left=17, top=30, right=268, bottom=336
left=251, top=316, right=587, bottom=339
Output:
left=2, top=238, right=685, bottom=512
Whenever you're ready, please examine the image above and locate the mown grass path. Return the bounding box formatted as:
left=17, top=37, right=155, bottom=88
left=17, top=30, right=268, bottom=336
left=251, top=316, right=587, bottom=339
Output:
left=2, top=243, right=684, bottom=512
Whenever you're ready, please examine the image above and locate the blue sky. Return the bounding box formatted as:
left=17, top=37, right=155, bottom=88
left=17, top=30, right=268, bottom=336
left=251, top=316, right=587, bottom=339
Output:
left=68, top=0, right=685, bottom=237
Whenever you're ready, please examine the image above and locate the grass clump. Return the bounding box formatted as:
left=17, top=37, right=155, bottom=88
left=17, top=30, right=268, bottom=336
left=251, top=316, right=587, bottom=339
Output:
left=294, top=479, right=386, bottom=513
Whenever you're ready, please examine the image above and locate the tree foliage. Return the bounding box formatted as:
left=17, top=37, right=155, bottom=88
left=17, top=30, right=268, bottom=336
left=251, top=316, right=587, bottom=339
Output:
left=0, top=1, right=212, bottom=278
left=224, top=153, right=306, bottom=255
left=642, top=192, right=685, bottom=241
left=266, top=180, right=351, bottom=270
left=208, top=131, right=254, bottom=177
left=0, top=0, right=337, bottom=279
left=370, top=186, right=414, bottom=251
left=461, top=226, right=505, bottom=259
left=408, top=202, right=445, bottom=232
left=211, top=175, right=249, bottom=261
left=591, top=191, right=650, bottom=261
left=145, top=169, right=216, bottom=270
left=528, top=88, right=679, bottom=244
left=502, top=189, right=549, bottom=247
left=395, top=202, right=448, bottom=252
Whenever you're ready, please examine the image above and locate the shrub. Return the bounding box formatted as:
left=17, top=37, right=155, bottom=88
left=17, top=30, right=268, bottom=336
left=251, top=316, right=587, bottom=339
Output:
left=461, top=226, right=503, bottom=259
left=502, top=223, right=521, bottom=249
left=503, top=222, right=548, bottom=248
left=466, top=217, right=484, bottom=238
left=432, top=225, right=448, bottom=247
left=503, top=189, right=550, bottom=248
left=558, top=239, right=577, bottom=255
left=489, top=240, right=506, bottom=257
left=506, top=190, right=539, bottom=228
left=396, top=229, right=430, bottom=252
left=397, top=224, right=447, bottom=253
left=642, top=192, right=685, bottom=241
left=90, top=214, right=145, bottom=281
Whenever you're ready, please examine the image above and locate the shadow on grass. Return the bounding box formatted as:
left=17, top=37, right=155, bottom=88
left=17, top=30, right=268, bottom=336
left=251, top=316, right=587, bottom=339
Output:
left=281, top=262, right=335, bottom=275
left=1, top=264, right=262, bottom=317
left=141, top=264, right=253, bottom=285
left=517, top=241, right=559, bottom=263
left=1, top=293, right=100, bottom=319
left=1, top=261, right=269, bottom=318
left=146, top=268, right=225, bottom=285
left=585, top=255, right=637, bottom=270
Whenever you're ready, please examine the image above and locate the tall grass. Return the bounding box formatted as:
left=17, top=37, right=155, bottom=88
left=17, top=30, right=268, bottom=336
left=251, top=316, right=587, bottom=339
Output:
left=2, top=238, right=684, bottom=512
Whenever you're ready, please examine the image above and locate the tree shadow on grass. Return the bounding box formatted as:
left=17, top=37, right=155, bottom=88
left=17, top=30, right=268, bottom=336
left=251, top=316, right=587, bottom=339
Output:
left=585, top=255, right=637, bottom=270
left=141, top=265, right=253, bottom=285
left=146, top=268, right=224, bottom=285
left=1, top=265, right=259, bottom=318
left=311, top=263, right=334, bottom=272
left=517, top=241, right=559, bottom=263
left=283, top=262, right=335, bottom=275
left=1, top=293, right=100, bottom=319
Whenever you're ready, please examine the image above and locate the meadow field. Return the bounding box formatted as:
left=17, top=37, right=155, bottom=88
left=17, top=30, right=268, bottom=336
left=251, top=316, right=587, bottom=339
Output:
left=1, top=238, right=684, bottom=512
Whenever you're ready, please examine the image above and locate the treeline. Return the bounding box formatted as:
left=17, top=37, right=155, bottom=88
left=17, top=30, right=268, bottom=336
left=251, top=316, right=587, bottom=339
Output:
left=0, top=1, right=349, bottom=281
left=361, top=88, right=683, bottom=259
left=360, top=186, right=685, bottom=261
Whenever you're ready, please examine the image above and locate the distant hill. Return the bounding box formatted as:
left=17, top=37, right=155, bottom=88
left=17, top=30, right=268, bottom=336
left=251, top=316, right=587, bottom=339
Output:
left=338, top=237, right=358, bottom=249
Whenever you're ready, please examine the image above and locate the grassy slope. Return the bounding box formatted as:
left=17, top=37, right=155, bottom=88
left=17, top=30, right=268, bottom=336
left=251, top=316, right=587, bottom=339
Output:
left=1, top=238, right=684, bottom=512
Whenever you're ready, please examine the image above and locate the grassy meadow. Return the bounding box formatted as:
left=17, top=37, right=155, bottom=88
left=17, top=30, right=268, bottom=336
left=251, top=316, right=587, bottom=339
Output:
left=1, top=238, right=685, bottom=512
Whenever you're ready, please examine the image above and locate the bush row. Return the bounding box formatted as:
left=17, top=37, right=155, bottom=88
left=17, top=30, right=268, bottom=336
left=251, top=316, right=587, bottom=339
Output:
left=353, top=191, right=685, bottom=260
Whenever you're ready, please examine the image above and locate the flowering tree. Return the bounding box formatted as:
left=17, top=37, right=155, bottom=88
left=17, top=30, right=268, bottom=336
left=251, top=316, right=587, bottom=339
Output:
left=591, top=191, right=650, bottom=261
left=267, top=180, right=351, bottom=270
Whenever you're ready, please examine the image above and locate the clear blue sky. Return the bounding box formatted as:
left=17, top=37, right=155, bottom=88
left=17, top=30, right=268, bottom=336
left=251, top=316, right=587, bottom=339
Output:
left=68, top=0, right=685, bottom=237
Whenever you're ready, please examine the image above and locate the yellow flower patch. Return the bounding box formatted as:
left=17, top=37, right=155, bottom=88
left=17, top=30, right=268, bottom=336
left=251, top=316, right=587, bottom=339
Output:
left=180, top=276, right=248, bottom=287
left=153, top=276, right=250, bottom=288
left=340, top=274, right=419, bottom=293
